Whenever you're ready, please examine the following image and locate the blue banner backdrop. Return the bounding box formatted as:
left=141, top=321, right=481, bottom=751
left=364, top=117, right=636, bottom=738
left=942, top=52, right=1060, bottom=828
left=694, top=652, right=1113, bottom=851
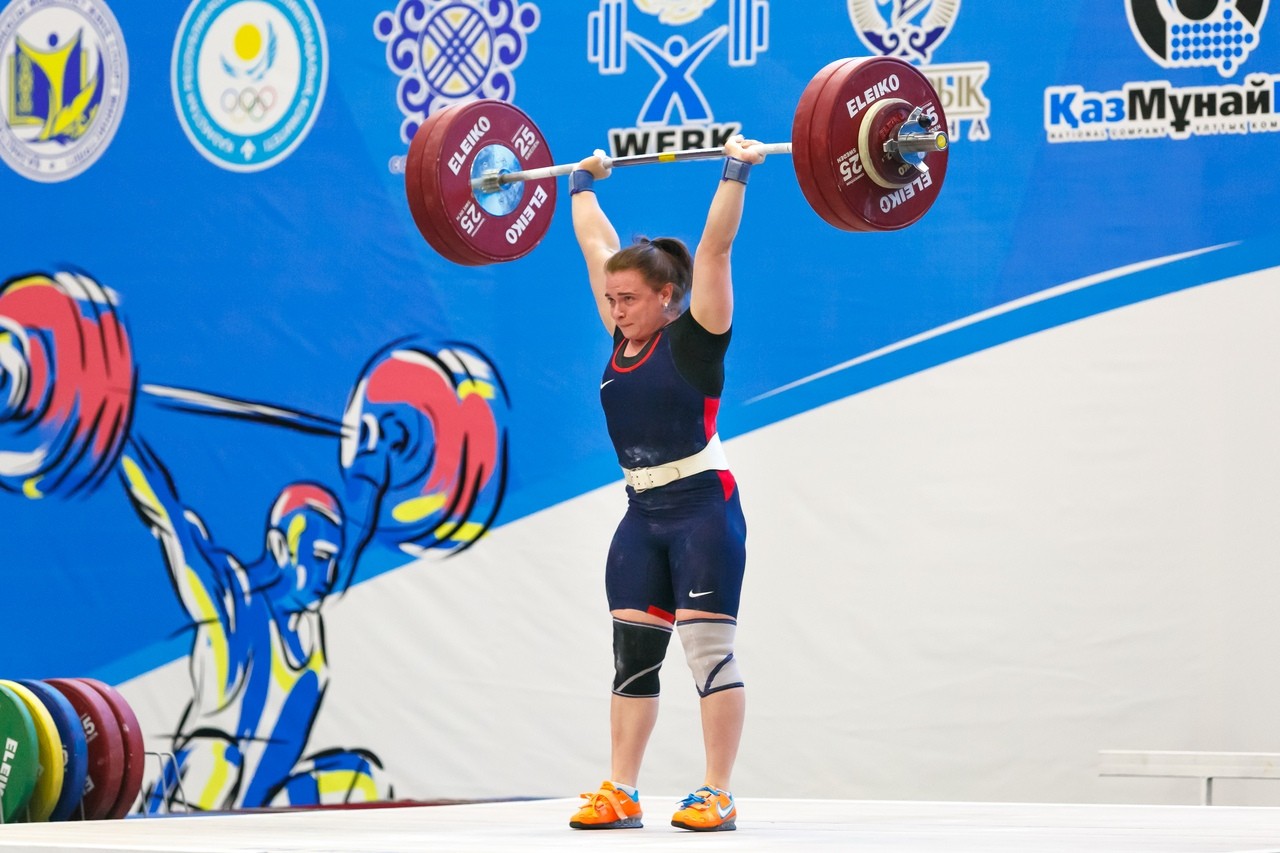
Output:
left=1, top=0, right=1278, bottom=809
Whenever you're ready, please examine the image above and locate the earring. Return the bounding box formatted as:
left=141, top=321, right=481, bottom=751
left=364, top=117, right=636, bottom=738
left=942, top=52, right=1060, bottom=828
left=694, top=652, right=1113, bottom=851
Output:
left=663, top=302, right=669, bottom=308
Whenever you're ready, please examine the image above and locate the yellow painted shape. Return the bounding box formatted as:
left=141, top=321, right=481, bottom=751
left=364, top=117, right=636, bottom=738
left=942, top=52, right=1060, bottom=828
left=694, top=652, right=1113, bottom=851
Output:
left=455, top=379, right=494, bottom=400
left=318, top=769, right=379, bottom=802
left=391, top=493, right=446, bottom=523
left=450, top=521, right=485, bottom=543
left=197, top=740, right=233, bottom=810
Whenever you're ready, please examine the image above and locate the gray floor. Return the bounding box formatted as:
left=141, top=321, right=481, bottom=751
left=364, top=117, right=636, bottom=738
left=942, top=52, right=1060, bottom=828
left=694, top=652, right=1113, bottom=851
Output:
left=2, top=798, right=1280, bottom=852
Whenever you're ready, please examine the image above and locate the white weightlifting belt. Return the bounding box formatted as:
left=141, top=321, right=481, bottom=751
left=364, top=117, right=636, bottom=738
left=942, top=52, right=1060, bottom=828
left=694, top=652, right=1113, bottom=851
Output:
left=622, top=434, right=729, bottom=492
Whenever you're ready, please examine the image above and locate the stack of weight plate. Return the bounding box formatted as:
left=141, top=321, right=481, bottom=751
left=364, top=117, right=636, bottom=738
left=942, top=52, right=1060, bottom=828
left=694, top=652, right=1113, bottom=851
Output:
left=0, top=678, right=145, bottom=823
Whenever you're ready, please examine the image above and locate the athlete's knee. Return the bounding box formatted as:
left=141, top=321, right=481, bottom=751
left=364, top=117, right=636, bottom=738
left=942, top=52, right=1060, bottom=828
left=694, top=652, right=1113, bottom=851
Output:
left=612, top=617, right=674, bottom=698
left=677, top=618, right=744, bottom=697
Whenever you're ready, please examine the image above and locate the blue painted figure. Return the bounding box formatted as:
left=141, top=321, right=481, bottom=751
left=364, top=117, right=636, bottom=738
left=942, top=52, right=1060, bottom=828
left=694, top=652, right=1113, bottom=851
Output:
left=118, top=437, right=387, bottom=810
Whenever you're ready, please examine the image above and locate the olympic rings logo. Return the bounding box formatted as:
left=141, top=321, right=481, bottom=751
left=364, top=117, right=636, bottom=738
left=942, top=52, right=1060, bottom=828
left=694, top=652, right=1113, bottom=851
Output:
left=219, top=86, right=278, bottom=122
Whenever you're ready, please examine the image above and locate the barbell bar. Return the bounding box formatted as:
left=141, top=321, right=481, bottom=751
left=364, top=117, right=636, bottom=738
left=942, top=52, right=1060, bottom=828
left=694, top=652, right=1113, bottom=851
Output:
left=472, top=120, right=946, bottom=194
left=471, top=142, right=795, bottom=193
left=403, top=55, right=951, bottom=265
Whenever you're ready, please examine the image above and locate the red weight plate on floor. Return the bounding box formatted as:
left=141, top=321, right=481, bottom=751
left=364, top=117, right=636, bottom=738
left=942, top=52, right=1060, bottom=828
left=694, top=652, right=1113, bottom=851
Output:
left=44, top=678, right=125, bottom=821
left=77, top=679, right=145, bottom=820
left=427, top=99, right=557, bottom=264
left=405, top=106, right=485, bottom=266
left=0, top=680, right=64, bottom=822
left=0, top=683, right=39, bottom=823
left=790, top=57, right=867, bottom=232
left=800, top=56, right=948, bottom=231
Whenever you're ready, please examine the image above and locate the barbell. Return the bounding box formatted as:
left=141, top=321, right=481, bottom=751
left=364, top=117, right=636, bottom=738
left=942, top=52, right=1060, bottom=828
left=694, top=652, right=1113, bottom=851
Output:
left=403, top=56, right=949, bottom=266
left=0, top=271, right=507, bottom=555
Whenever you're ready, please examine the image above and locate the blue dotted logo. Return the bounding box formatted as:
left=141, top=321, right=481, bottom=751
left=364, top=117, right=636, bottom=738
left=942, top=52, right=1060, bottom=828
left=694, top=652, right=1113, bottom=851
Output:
left=1127, top=0, right=1268, bottom=77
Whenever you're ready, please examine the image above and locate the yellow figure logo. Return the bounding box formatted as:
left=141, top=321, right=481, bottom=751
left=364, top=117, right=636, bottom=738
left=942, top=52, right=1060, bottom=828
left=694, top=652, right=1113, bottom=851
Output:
left=8, top=28, right=102, bottom=143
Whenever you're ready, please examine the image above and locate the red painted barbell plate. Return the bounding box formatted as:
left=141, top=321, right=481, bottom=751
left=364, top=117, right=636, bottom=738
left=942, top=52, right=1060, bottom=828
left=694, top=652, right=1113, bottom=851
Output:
left=405, top=106, right=486, bottom=266
left=44, top=678, right=125, bottom=821
left=791, top=57, right=867, bottom=232
left=77, top=679, right=145, bottom=820
left=430, top=99, right=557, bottom=264
left=809, top=57, right=948, bottom=231
left=0, top=273, right=135, bottom=497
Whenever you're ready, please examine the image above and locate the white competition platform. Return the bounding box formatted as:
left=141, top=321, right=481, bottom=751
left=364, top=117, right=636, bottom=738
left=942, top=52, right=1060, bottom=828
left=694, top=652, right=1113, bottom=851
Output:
left=3, top=798, right=1280, bottom=852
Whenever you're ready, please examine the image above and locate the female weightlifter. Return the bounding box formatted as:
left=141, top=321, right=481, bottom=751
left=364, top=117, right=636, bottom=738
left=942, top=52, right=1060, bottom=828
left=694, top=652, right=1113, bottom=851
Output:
left=567, top=135, right=764, bottom=833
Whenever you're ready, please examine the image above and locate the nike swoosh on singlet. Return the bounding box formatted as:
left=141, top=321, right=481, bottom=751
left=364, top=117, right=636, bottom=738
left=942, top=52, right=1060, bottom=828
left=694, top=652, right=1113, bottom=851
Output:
left=600, top=379, right=615, bottom=389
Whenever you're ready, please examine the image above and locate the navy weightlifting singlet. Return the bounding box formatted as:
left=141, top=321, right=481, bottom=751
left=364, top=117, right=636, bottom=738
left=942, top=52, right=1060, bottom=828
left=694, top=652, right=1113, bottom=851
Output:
left=599, top=310, right=747, bottom=620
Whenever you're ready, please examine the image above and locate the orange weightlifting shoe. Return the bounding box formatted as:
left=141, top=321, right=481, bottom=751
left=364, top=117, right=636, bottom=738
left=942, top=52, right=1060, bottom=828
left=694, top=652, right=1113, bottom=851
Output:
left=670, top=785, right=736, bottom=831
left=569, top=781, right=643, bottom=829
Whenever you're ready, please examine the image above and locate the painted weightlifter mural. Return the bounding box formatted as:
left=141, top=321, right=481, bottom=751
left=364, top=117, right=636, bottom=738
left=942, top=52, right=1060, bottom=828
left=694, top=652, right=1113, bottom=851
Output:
left=0, top=270, right=510, bottom=810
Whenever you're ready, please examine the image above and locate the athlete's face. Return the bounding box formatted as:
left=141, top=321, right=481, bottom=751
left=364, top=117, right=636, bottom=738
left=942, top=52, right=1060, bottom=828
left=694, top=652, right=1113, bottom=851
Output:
left=277, top=509, right=343, bottom=608
left=604, top=269, right=673, bottom=343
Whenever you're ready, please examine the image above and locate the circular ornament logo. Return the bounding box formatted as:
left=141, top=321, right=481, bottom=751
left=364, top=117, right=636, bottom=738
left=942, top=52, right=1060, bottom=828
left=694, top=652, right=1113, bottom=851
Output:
left=172, top=0, right=328, bottom=172
left=0, top=0, right=129, bottom=182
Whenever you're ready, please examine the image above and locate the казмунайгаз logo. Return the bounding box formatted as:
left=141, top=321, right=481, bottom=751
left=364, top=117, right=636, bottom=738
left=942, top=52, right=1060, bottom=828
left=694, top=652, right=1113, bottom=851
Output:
left=0, top=0, right=127, bottom=182
left=172, top=0, right=328, bottom=171
left=847, top=0, right=991, bottom=142
left=1128, top=0, right=1268, bottom=77
left=1046, top=0, right=1277, bottom=141
left=375, top=0, right=541, bottom=160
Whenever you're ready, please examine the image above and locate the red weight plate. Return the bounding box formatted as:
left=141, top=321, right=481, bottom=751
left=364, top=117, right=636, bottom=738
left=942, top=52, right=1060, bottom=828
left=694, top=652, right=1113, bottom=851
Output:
left=810, top=57, right=893, bottom=233
left=414, top=103, right=492, bottom=266
left=791, top=57, right=867, bottom=232
left=807, top=56, right=948, bottom=232
left=417, top=100, right=522, bottom=265
left=405, top=106, right=485, bottom=266
left=44, top=678, right=125, bottom=821
left=77, top=679, right=145, bottom=820
left=429, top=99, right=557, bottom=264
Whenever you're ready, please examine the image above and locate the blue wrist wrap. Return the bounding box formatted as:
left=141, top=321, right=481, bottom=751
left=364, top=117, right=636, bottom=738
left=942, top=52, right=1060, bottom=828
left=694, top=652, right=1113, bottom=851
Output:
left=721, top=157, right=752, bottom=185
left=570, top=169, right=595, bottom=195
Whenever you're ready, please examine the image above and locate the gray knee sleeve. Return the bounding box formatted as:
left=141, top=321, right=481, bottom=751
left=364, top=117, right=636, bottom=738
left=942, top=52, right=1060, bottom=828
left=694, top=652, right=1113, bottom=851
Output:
left=612, top=618, right=673, bottom=697
left=677, top=618, right=744, bottom=697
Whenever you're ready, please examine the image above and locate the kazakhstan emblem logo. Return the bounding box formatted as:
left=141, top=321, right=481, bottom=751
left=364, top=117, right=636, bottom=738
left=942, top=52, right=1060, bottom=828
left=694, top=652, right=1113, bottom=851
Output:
left=0, top=0, right=128, bottom=182
left=172, top=0, right=329, bottom=172
left=375, top=0, right=542, bottom=146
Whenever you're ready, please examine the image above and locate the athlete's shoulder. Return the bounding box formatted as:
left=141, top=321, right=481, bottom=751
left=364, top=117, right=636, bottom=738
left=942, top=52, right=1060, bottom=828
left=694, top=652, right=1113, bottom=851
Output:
left=674, top=308, right=731, bottom=341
